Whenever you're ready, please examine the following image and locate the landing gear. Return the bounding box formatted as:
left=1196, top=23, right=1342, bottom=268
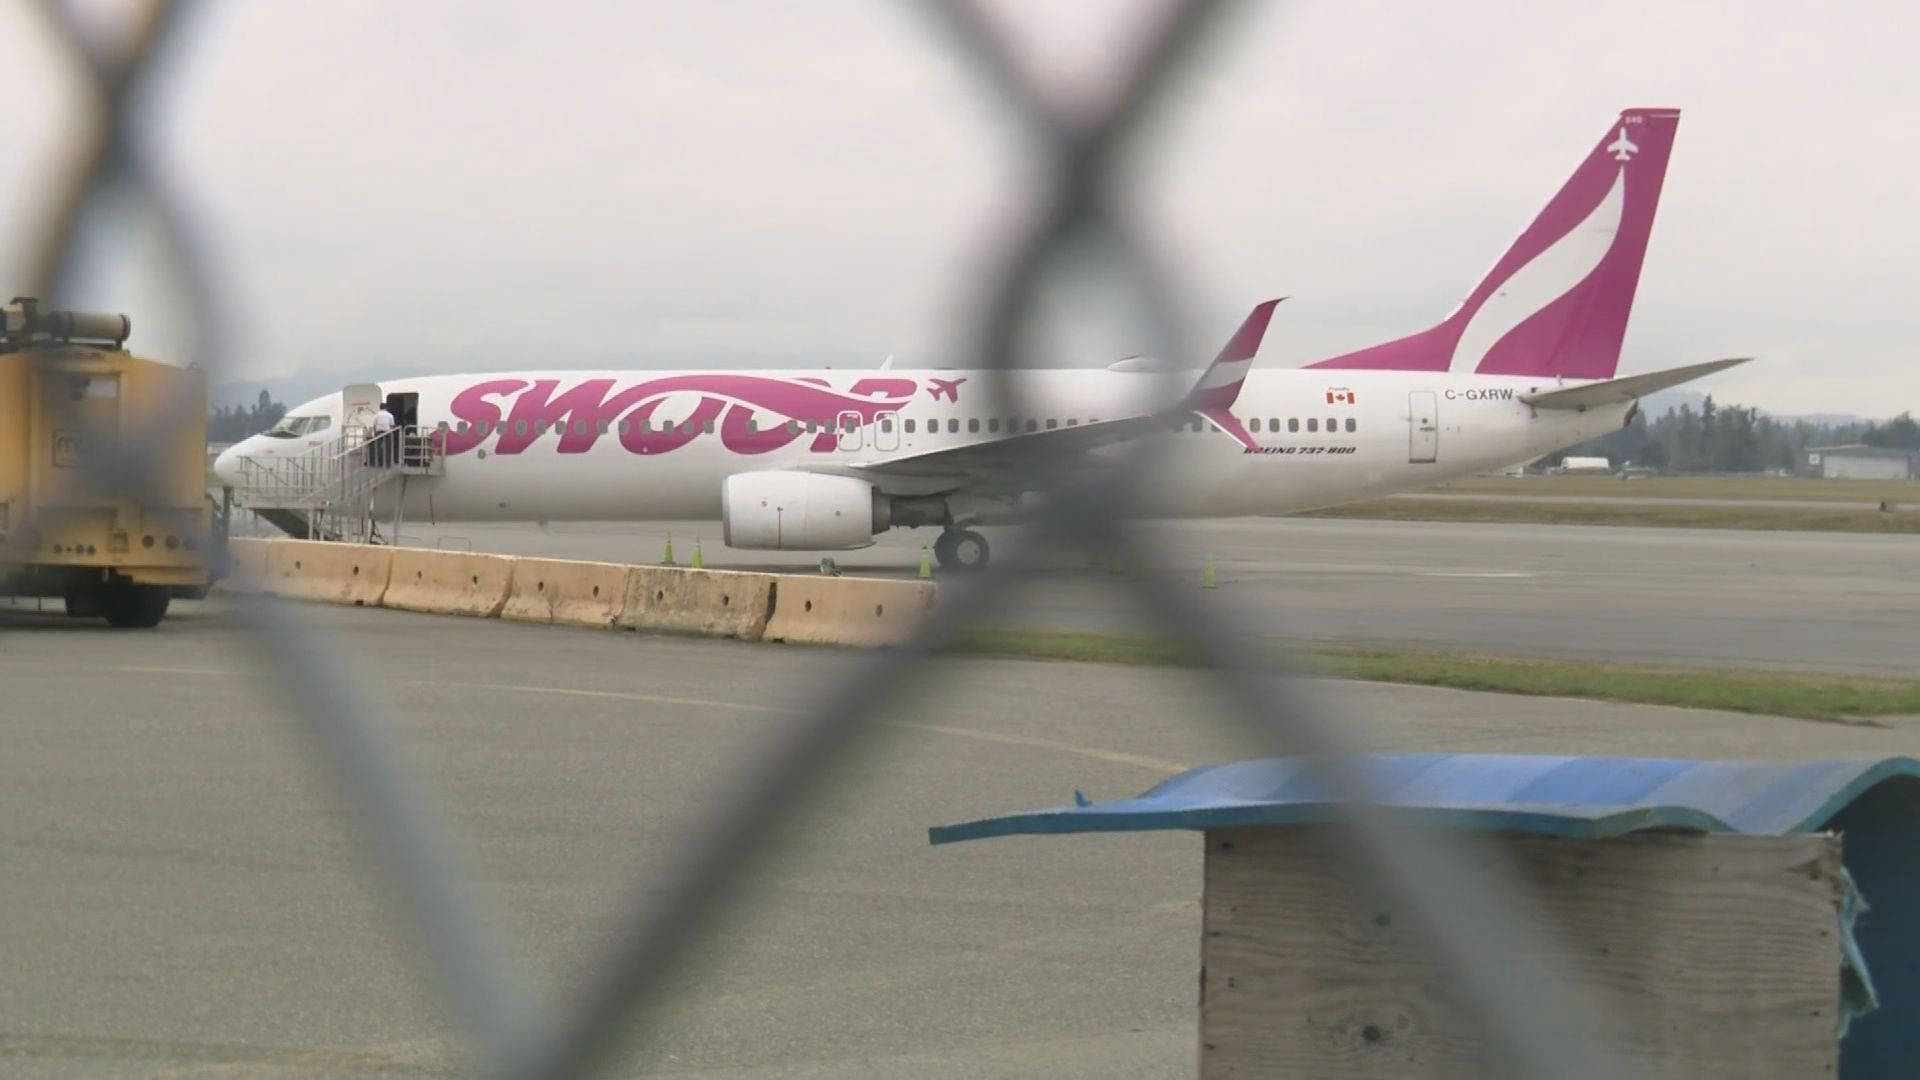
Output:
left=932, top=528, right=990, bottom=572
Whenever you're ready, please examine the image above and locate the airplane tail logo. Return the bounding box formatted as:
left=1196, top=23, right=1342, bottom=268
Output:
left=1607, top=126, right=1640, bottom=162
left=1308, top=107, right=1680, bottom=381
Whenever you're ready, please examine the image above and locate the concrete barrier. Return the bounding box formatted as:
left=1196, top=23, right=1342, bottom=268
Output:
left=618, top=567, right=777, bottom=640
left=502, top=557, right=636, bottom=628
left=219, top=537, right=276, bottom=594
left=383, top=547, right=515, bottom=618
left=263, top=539, right=392, bottom=607
left=762, top=574, right=937, bottom=647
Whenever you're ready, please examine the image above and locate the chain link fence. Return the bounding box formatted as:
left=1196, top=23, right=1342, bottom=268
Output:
left=24, top=1, right=1631, bottom=1075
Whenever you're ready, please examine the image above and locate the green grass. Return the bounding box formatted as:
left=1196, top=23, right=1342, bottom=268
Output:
left=1293, top=498, right=1920, bottom=533
left=944, top=629, right=1920, bottom=723
left=1429, top=474, right=1918, bottom=503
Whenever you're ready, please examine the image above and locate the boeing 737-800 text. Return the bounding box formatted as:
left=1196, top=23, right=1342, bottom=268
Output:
left=215, top=108, right=1745, bottom=570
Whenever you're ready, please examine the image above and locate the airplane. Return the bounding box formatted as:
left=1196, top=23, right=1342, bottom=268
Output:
left=215, top=106, right=1746, bottom=572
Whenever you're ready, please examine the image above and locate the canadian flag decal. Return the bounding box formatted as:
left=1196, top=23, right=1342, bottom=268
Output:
left=1326, top=388, right=1356, bottom=405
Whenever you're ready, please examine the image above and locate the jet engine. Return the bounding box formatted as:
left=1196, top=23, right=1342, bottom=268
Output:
left=721, top=471, right=888, bottom=550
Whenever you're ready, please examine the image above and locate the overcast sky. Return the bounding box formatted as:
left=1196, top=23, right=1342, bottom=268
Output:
left=2, top=1, right=1915, bottom=415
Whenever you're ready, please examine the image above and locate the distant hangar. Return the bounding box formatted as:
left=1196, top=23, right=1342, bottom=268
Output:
left=1805, top=444, right=1918, bottom=481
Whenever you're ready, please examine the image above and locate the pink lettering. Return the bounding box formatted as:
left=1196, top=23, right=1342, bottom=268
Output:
left=499, top=378, right=619, bottom=454
left=720, top=405, right=806, bottom=455
left=619, top=396, right=725, bottom=455
left=444, top=379, right=528, bottom=455
left=442, top=374, right=921, bottom=458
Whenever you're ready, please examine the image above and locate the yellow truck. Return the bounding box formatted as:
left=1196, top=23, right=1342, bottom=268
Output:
left=1, top=297, right=219, bottom=627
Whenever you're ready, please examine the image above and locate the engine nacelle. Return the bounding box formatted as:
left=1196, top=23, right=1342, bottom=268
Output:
left=721, top=471, right=886, bottom=550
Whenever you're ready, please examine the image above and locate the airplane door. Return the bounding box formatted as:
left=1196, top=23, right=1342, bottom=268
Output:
left=342, top=383, right=381, bottom=435
left=1408, top=391, right=1438, bottom=463
left=873, top=411, right=900, bottom=452
left=836, top=410, right=864, bottom=452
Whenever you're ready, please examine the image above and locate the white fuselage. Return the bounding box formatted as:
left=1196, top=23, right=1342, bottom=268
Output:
left=217, top=366, right=1630, bottom=537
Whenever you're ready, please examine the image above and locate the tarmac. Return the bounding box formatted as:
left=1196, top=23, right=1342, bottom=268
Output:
left=3, top=597, right=1916, bottom=1077
left=247, top=514, right=1920, bottom=675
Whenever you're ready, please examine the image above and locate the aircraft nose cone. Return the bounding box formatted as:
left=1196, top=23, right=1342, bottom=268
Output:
left=212, top=443, right=243, bottom=486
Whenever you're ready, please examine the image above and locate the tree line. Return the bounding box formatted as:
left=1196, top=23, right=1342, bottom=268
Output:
left=1551, top=397, right=1919, bottom=473
left=208, top=390, right=286, bottom=443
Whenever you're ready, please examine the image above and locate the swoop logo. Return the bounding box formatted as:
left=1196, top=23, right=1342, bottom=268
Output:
left=441, top=374, right=925, bottom=457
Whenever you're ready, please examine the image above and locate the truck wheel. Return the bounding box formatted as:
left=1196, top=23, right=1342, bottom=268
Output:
left=103, top=585, right=172, bottom=628
left=64, top=587, right=105, bottom=619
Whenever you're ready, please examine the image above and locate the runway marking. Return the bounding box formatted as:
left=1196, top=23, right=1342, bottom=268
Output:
left=55, top=666, right=1187, bottom=774
left=1418, top=571, right=1534, bottom=579
left=102, top=664, right=237, bottom=678
left=894, top=721, right=1189, bottom=774
left=428, top=679, right=794, bottom=716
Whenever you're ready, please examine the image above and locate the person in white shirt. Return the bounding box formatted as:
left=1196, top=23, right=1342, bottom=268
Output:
left=371, top=403, right=397, bottom=466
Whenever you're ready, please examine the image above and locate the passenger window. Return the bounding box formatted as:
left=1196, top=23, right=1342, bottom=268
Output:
left=1307, top=419, right=1319, bottom=433
left=1066, top=419, right=1078, bottom=427
left=746, top=418, right=759, bottom=433
left=1046, top=418, right=1058, bottom=430
left=1249, top=418, right=1262, bottom=433
left=640, top=419, right=653, bottom=433
left=1025, top=419, right=1037, bottom=433
left=1289, top=418, right=1300, bottom=433
left=456, top=421, right=470, bottom=435
left=880, top=417, right=893, bottom=433
left=617, top=419, right=630, bottom=435
left=948, top=419, right=959, bottom=434
left=968, top=418, right=980, bottom=433
left=988, top=418, right=1000, bottom=433
left=705, top=420, right=716, bottom=434
left=1345, top=418, right=1356, bottom=433
left=573, top=420, right=587, bottom=435
left=595, top=419, right=608, bottom=435
left=904, top=419, right=916, bottom=434
left=515, top=419, right=529, bottom=436
left=806, top=420, right=817, bottom=433
left=786, top=420, right=799, bottom=435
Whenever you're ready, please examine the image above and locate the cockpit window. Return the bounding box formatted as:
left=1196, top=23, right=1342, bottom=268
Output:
left=263, top=414, right=333, bottom=439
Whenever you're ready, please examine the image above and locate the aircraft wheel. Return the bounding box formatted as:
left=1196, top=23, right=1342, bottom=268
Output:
left=935, top=529, right=990, bottom=572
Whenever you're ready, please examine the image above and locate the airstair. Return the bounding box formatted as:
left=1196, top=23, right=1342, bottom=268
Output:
left=222, top=426, right=441, bottom=543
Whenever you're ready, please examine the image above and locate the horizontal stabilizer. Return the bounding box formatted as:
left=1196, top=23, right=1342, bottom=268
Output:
left=1519, top=357, right=1751, bottom=410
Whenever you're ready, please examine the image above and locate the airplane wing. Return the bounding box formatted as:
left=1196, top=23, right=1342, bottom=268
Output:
left=800, top=299, right=1282, bottom=496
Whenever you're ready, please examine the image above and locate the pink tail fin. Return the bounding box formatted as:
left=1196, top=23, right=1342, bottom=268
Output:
left=1308, top=107, right=1680, bottom=379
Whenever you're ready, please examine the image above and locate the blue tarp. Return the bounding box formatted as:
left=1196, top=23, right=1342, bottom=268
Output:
left=930, top=753, right=1920, bottom=1077
left=928, top=753, right=1920, bottom=844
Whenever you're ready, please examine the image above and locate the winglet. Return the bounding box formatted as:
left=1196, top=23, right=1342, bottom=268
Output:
left=1179, top=298, right=1281, bottom=451
left=1187, top=298, right=1283, bottom=411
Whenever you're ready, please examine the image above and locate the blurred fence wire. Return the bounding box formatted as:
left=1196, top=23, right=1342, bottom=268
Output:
left=29, top=0, right=1631, bottom=1076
